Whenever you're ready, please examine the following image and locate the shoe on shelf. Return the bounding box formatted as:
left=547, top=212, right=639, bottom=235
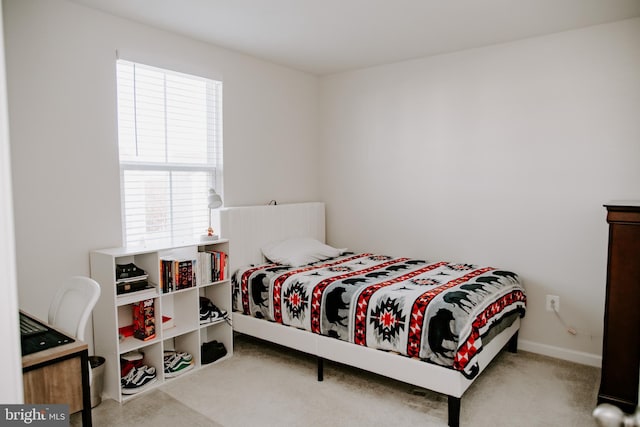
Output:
left=120, top=350, right=144, bottom=377
left=121, top=365, right=157, bottom=394
left=201, top=340, right=227, bottom=365
left=199, top=297, right=228, bottom=324
left=121, top=365, right=138, bottom=387
left=163, top=350, right=193, bottom=363
left=164, top=351, right=194, bottom=378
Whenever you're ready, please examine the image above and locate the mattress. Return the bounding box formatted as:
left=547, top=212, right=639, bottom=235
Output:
left=232, top=253, right=526, bottom=379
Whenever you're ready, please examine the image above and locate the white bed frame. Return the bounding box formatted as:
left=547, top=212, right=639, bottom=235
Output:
left=218, top=202, right=520, bottom=427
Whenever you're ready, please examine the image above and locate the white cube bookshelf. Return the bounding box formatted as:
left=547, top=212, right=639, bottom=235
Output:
left=90, top=239, right=232, bottom=402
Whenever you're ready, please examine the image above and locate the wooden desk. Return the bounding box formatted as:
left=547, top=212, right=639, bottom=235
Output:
left=21, top=312, right=92, bottom=427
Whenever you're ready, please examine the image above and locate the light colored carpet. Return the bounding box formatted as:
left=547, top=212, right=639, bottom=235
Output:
left=74, top=334, right=600, bottom=426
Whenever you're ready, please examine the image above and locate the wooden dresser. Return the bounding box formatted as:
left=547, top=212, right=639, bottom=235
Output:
left=598, top=202, right=640, bottom=413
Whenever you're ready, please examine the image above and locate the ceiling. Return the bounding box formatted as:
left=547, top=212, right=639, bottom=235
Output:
left=70, top=0, right=640, bottom=75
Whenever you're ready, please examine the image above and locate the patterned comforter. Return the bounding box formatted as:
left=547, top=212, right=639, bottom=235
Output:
left=232, top=253, right=526, bottom=378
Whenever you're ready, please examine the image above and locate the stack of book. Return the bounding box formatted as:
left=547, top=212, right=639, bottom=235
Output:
left=197, top=250, right=227, bottom=284
left=160, top=258, right=196, bottom=293
left=116, top=263, right=150, bottom=295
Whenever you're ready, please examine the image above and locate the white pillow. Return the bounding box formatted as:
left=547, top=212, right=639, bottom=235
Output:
left=261, top=237, right=346, bottom=267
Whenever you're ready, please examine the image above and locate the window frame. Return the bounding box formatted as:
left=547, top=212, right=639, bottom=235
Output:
left=116, top=59, right=223, bottom=247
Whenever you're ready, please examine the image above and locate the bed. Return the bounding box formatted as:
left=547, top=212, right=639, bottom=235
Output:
left=218, top=202, right=526, bottom=427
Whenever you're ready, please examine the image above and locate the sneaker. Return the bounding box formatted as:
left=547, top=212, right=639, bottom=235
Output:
left=201, top=340, right=227, bottom=364
left=120, top=366, right=138, bottom=387
left=164, top=351, right=194, bottom=378
left=199, top=297, right=227, bottom=324
left=121, top=365, right=157, bottom=394
left=163, top=350, right=193, bottom=363
left=120, top=350, right=144, bottom=377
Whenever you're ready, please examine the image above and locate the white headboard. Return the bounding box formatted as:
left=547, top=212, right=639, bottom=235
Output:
left=218, top=202, right=325, bottom=273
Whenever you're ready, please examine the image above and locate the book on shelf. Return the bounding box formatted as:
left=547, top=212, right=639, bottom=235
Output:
left=162, top=315, right=174, bottom=330
left=197, top=250, right=228, bottom=284
left=160, top=258, right=197, bottom=293
left=116, top=278, right=150, bottom=295
left=116, top=273, right=149, bottom=283
left=133, top=298, right=156, bottom=341
left=177, top=260, right=194, bottom=290
left=115, top=263, right=147, bottom=281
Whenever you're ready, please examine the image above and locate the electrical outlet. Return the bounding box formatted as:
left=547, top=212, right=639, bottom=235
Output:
left=546, top=295, right=560, bottom=312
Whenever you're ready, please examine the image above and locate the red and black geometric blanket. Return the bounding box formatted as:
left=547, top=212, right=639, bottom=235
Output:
left=232, top=253, right=526, bottom=379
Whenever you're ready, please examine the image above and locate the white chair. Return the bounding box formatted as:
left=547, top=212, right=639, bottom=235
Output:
left=48, top=276, right=101, bottom=342
left=48, top=276, right=101, bottom=388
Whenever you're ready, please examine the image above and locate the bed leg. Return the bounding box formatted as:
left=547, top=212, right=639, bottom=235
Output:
left=447, top=396, right=461, bottom=427
left=508, top=331, right=519, bottom=353
left=317, top=357, right=324, bottom=382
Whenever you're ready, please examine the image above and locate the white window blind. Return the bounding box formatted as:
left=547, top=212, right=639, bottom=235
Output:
left=116, top=60, right=222, bottom=246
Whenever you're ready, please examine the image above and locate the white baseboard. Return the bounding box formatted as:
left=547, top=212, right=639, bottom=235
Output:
left=519, top=339, right=602, bottom=367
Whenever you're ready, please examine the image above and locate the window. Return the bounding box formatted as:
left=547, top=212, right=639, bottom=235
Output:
left=116, top=60, right=222, bottom=246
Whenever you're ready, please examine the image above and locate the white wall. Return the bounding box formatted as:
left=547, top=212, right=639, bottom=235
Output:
left=320, top=18, right=640, bottom=363
left=5, top=0, right=639, bottom=367
left=4, top=0, right=320, bottom=323
left=0, top=0, right=24, bottom=404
